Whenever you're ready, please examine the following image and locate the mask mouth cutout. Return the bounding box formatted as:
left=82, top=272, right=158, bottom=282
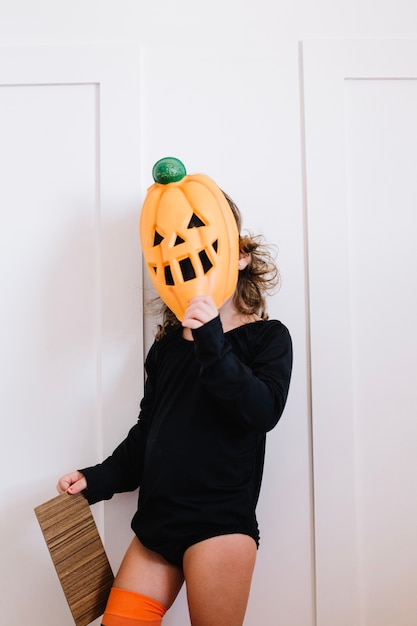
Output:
left=150, top=239, right=218, bottom=286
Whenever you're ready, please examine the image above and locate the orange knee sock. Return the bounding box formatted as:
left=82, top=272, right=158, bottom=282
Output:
left=102, top=587, right=167, bottom=626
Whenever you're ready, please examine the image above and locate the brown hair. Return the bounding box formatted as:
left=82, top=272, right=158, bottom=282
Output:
left=149, top=192, right=280, bottom=340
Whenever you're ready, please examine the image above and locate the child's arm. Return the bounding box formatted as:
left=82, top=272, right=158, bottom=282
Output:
left=192, top=313, right=292, bottom=433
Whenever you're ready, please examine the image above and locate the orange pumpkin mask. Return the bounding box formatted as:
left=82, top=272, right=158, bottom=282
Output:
left=139, top=157, right=239, bottom=321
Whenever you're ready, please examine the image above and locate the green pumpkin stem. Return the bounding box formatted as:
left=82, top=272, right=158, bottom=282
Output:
left=152, top=157, right=187, bottom=184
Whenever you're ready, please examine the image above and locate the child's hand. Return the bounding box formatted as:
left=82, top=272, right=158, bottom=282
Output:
left=182, top=295, right=218, bottom=330
left=57, top=471, right=87, bottom=495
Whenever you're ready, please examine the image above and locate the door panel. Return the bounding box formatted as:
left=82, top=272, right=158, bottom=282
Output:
left=0, top=45, right=141, bottom=625
left=303, top=40, right=417, bottom=626
left=345, top=78, right=417, bottom=626
left=141, top=43, right=315, bottom=626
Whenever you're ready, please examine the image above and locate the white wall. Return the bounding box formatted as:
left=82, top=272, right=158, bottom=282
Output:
left=1, top=2, right=417, bottom=626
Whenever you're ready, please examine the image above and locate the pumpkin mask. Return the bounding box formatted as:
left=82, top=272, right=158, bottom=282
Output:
left=139, top=157, right=239, bottom=321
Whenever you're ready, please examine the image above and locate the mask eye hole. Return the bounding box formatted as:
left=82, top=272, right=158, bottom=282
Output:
left=153, top=231, right=164, bottom=246
left=187, top=213, right=205, bottom=228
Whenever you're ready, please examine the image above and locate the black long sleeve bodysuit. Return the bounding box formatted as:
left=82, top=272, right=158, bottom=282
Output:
left=81, top=315, right=292, bottom=568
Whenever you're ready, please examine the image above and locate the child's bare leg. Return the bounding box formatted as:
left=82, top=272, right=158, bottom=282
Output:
left=183, top=534, right=257, bottom=626
left=112, top=536, right=184, bottom=609
left=102, top=537, right=183, bottom=624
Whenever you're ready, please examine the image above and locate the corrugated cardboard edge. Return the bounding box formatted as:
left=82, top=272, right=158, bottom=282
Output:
left=35, top=491, right=114, bottom=626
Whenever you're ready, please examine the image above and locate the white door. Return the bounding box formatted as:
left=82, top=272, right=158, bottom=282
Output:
left=0, top=45, right=141, bottom=625
left=0, top=42, right=314, bottom=626
left=303, top=39, right=417, bottom=626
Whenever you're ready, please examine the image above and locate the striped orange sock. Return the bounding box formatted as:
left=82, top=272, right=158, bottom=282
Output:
left=102, top=587, right=167, bottom=626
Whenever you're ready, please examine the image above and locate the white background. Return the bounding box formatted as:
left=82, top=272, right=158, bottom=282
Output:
left=1, top=2, right=416, bottom=626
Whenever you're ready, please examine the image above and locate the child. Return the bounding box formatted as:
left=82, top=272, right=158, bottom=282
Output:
left=57, top=192, right=292, bottom=626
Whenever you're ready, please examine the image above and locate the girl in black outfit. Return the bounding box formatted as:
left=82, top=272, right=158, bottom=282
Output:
left=58, top=195, right=292, bottom=626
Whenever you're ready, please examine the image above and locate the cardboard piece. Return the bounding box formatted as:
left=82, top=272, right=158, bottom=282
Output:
left=35, top=491, right=114, bottom=626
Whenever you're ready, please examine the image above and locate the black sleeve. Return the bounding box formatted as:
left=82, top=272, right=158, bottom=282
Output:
left=79, top=344, right=157, bottom=505
left=192, top=316, right=292, bottom=433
